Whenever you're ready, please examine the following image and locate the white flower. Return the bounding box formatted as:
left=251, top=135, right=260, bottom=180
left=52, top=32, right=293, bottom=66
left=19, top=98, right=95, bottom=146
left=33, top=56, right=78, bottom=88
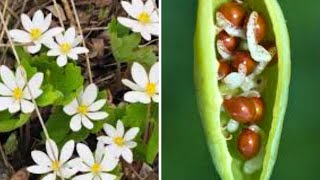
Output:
left=63, top=83, right=108, bottom=132
left=72, top=142, right=118, bottom=180
left=9, top=10, right=63, bottom=54
left=47, top=27, right=89, bottom=67
left=122, top=62, right=159, bottom=104
left=118, top=0, right=159, bottom=41
left=27, top=139, right=78, bottom=179
left=0, top=66, right=43, bottom=114
left=97, top=120, right=139, bottom=163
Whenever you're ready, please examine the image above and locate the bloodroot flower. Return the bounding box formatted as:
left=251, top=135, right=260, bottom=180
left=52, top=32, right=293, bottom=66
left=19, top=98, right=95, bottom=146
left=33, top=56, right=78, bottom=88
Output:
left=97, top=120, right=139, bottom=163
left=122, top=62, right=159, bottom=104
left=118, top=0, right=159, bottom=41
left=72, top=143, right=118, bottom=180
left=27, top=140, right=78, bottom=179
left=0, top=66, right=43, bottom=114
left=9, top=10, right=63, bottom=54
left=63, top=83, right=108, bottom=132
left=47, top=27, right=89, bottom=67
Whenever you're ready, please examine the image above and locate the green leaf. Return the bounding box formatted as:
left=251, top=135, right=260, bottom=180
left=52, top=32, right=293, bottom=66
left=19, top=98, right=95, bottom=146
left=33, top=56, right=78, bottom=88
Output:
left=122, top=103, right=148, bottom=132
left=108, top=17, right=130, bottom=37
left=146, top=122, right=158, bottom=164
left=4, top=132, right=18, bottom=155
left=37, top=85, right=63, bottom=107
left=45, top=107, right=70, bottom=143
left=0, top=112, right=30, bottom=133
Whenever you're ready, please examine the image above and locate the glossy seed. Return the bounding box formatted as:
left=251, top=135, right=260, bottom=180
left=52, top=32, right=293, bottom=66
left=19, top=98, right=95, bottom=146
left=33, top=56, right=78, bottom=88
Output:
left=218, top=2, right=246, bottom=27
left=237, top=128, right=261, bottom=159
left=231, top=51, right=257, bottom=75
left=218, top=31, right=239, bottom=52
left=244, top=13, right=267, bottom=43
left=218, top=60, right=231, bottom=79
left=223, top=97, right=264, bottom=124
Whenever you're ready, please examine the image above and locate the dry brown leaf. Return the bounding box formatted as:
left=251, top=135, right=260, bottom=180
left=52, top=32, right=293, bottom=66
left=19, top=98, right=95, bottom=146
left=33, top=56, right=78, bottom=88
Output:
left=46, top=5, right=67, bottom=21
left=10, top=168, right=29, bottom=180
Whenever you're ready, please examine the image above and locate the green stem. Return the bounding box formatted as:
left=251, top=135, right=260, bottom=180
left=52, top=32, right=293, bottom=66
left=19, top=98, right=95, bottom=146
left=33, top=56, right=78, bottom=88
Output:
left=143, top=103, right=152, bottom=144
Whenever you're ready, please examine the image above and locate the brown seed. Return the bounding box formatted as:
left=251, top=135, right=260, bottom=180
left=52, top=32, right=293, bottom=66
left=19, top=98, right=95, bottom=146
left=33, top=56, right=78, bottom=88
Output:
left=218, top=2, right=246, bottom=27
left=237, top=128, right=261, bottom=159
left=218, top=60, right=231, bottom=79
left=223, top=97, right=264, bottom=124
left=231, top=51, right=257, bottom=75
left=218, top=31, right=239, bottom=52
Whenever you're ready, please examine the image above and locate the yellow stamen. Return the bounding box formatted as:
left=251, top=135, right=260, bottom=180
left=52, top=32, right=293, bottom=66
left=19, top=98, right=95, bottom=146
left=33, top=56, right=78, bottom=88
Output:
left=114, top=137, right=125, bottom=146
left=59, top=43, right=72, bottom=54
left=77, top=105, right=88, bottom=115
left=145, top=82, right=156, bottom=96
left=13, top=88, right=23, bottom=100
left=138, top=12, right=151, bottom=24
left=51, top=160, right=60, bottom=171
left=91, top=163, right=101, bottom=174
left=30, top=28, right=42, bottom=41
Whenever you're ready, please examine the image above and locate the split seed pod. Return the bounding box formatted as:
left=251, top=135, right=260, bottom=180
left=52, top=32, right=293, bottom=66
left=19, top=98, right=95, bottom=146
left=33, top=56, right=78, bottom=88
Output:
left=194, top=0, right=290, bottom=179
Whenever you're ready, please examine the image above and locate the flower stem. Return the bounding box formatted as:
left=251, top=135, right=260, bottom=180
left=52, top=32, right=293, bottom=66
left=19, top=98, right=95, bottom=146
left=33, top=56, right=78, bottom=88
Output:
left=143, top=103, right=153, bottom=144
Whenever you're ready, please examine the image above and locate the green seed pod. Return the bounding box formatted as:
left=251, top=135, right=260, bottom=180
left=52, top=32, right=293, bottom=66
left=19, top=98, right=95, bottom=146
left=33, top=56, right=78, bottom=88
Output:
left=194, top=0, right=290, bottom=179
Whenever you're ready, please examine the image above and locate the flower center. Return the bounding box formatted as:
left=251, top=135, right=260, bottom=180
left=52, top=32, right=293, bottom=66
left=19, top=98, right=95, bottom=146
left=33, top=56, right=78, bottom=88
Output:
left=138, top=12, right=151, bottom=24
left=13, top=88, right=23, bottom=100
left=145, top=82, right=156, bottom=96
left=59, top=43, right=72, bottom=54
left=51, top=160, right=60, bottom=171
left=77, top=105, right=88, bottom=115
left=30, top=28, right=42, bottom=40
left=91, top=163, right=101, bottom=174
left=114, top=137, right=125, bottom=146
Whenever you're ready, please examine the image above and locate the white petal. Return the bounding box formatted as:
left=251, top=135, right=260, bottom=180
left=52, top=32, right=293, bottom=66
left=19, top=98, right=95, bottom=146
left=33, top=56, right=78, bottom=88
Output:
left=146, top=23, right=159, bottom=36
left=21, top=14, right=33, bottom=32
left=132, top=0, right=144, bottom=12
left=42, top=173, right=56, bottom=180
left=41, top=13, right=52, bottom=32
left=88, top=99, right=106, bottom=111
left=32, top=10, right=45, bottom=27
left=124, top=91, right=151, bottom=104
left=97, top=136, right=113, bottom=144
left=87, top=112, right=108, bottom=120
left=31, top=150, right=52, bottom=166
left=56, top=34, right=66, bottom=44
left=124, top=127, right=139, bottom=141
left=0, top=83, right=12, bottom=96
left=42, top=27, right=64, bottom=42
left=47, top=49, right=61, bottom=56
left=45, top=39, right=60, bottom=49
left=150, top=11, right=159, bottom=23
left=71, top=47, right=89, bottom=55
left=121, top=148, right=133, bottom=163
left=125, top=141, right=137, bottom=148
left=60, top=166, right=78, bottom=178
left=72, top=160, right=91, bottom=172
left=72, top=173, right=94, bottom=180
left=81, top=115, right=94, bottom=130
left=70, top=114, right=82, bottom=132
left=0, top=66, right=17, bottom=90
left=81, top=83, right=98, bottom=106
left=15, top=66, right=27, bottom=89
left=149, top=62, right=159, bottom=83
left=103, top=124, right=116, bottom=137
left=67, top=52, right=78, bottom=60
left=76, top=143, right=94, bottom=165
left=141, top=30, right=152, bottom=41
left=117, top=17, right=138, bottom=29
left=223, top=72, right=246, bottom=89
left=23, top=72, right=44, bottom=99
left=144, top=0, right=155, bottom=14
left=0, top=97, right=12, bottom=111
left=9, top=30, right=31, bottom=43
left=63, top=99, right=79, bottom=115
left=60, top=140, right=75, bottom=164
left=57, top=55, right=68, bottom=67
left=21, top=99, right=35, bottom=113
left=152, top=94, right=159, bottom=103
left=121, top=1, right=139, bottom=18
left=27, top=165, right=52, bottom=174
left=72, top=35, right=82, bottom=47
left=116, top=120, right=124, bottom=137
left=8, top=100, right=20, bottom=114
left=122, top=79, right=143, bottom=91
left=46, top=139, right=59, bottom=162
left=27, top=43, right=42, bottom=54
left=99, top=173, right=117, bottom=180
left=131, top=63, right=148, bottom=87
left=65, top=27, right=76, bottom=43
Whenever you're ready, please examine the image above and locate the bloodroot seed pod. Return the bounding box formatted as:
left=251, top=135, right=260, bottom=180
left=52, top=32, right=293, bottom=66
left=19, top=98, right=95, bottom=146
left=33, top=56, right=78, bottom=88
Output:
left=217, top=2, right=245, bottom=27
left=218, top=60, right=231, bottom=79
left=232, top=51, right=257, bottom=75
left=218, top=31, right=239, bottom=52
left=223, top=97, right=264, bottom=124
left=237, top=128, right=261, bottom=159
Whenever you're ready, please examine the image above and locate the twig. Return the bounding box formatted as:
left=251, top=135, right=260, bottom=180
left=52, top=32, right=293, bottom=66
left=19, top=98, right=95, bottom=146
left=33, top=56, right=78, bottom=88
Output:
left=60, top=0, right=75, bottom=25
left=0, top=0, right=9, bottom=44
left=70, top=0, right=93, bottom=83
left=0, top=9, right=65, bottom=180
left=51, top=0, right=65, bottom=29
left=139, top=38, right=159, bottom=48
left=0, top=1, right=18, bottom=19
left=0, top=141, right=10, bottom=168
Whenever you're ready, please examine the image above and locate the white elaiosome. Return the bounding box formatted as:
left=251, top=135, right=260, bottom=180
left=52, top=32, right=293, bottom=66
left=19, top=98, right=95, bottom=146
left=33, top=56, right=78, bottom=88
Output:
left=9, top=10, right=63, bottom=54
left=72, top=142, right=118, bottom=180
left=63, top=83, right=108, bottom=132
left=118, top=0, right=159, bottom=41
left=46, top=27, right=89, bottom=67
left=122, top=62, right=159, bottom=104
left=227, top=119, right=240, bottom=133
left=216, top=12, right=245, bottom=38
left=97, top=120, right=139, bottom=163
left=0, top=66, right=43, bottom=114
left=27, top=139, right=78, bottom=179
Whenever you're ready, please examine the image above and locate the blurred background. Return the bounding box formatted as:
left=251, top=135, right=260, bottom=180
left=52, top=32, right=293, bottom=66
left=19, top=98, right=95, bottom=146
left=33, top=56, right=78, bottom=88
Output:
left=162, top=0, right=320, bottom=179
